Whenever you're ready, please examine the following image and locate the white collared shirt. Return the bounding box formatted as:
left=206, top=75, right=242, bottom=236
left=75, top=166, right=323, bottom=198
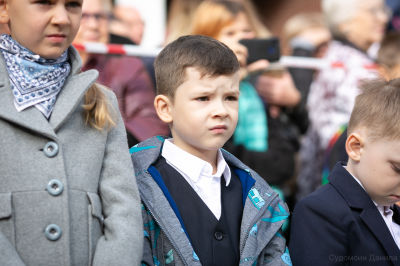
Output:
left=345, top=166, right=400, bottom=249
left=162, top=139, right=231, bottom=220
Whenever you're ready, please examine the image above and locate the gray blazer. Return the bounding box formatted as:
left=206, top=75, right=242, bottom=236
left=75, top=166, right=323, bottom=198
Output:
left=0, top=47, right=143, bottom=265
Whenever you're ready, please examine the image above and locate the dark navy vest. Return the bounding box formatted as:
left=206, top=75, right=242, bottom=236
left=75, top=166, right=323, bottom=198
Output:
left=153, top=157, right=243, bottom=266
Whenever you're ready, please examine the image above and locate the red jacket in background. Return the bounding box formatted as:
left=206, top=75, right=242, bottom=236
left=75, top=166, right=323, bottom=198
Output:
left=83, top=54, right=169, bottom=142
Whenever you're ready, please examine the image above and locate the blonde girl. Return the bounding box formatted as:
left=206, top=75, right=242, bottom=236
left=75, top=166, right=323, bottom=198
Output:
left=0, top=0, right=142, bottom=265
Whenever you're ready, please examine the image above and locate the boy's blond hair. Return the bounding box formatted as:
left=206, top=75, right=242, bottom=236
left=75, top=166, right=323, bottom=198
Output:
left=348, top=78, right=400, bottom=141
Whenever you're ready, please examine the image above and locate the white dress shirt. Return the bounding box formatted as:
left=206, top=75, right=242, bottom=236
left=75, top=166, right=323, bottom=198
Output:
left=345, top=166, right=400, bottom=249
left=162, top=139, right=231, bottom=220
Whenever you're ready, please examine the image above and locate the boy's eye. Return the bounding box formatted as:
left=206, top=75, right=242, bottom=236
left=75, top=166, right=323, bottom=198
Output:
left=36, top=0, right=52, bottom=5
left=391, top=164, right=400, bottom=173
left=67, top=1, right=81, bottom=8
left=197, top=97, right=209, bottom=102
left=226, top=96, right=238, bottom=101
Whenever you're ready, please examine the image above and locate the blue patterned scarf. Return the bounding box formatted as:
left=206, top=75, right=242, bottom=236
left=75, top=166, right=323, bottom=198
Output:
left=0, top=34, right=71, bottom=118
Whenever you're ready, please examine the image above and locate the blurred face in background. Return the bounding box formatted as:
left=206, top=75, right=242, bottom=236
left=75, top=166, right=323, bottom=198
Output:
left=112, top=7, right=144, bottom=45
left=340, top=0, right=388, bottom=51
left=216, top=12, right=255, bottom=67
left=217, top=12, right=255, bottom=44
left=190, top=1, right=265, bottom=71
left=74, top=0, right=109, bottom=44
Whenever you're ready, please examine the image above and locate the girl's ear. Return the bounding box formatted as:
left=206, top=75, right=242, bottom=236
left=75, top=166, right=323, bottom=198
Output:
left=154, top=95, right=173, bottom=123
left=0, top=0, right=10, bottom=24
left=345, top=132, right=364, bottom=162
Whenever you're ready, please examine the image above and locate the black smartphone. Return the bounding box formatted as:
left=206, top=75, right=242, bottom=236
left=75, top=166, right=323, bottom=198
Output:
left=239, top=38, right=280, bottom=64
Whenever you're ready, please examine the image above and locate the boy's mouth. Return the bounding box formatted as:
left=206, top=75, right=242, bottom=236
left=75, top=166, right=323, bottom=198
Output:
left=389, top=195, right=400, bottom=200
left=47, top=34, right=67, bottom=43
left=209, top=125, right=227, bottom=133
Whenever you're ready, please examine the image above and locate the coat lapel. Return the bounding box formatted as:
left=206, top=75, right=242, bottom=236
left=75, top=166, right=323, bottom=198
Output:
left=329, top=162, right=400, bottom=262
left=49, top=47, right=98, bottom=131
left=0, top=58, right=57, bottom=140
left=360, top=203, right=400, bottom=261
left=132, top=137, right=196, bottom=265
left=49, top=69, right=98, bottom=131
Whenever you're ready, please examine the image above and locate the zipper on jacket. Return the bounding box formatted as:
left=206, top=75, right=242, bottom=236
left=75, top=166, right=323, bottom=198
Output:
left=240, top=191, right=279, bottom=257
left=141, top=198, right=189, bottom=266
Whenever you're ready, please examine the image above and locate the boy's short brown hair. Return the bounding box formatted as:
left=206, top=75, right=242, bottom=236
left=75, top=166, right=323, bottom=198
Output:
left=154, top=35, right=240, bottom=102
left=348, top=78, right=400, bottom=141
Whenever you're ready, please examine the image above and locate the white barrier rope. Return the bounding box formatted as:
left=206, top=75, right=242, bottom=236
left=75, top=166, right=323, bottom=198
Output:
left=73, top=42, right=378, bottom=70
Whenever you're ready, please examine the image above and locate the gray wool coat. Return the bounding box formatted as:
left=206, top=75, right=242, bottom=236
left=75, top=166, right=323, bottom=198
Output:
left=0, top=46, right=143, bottom=265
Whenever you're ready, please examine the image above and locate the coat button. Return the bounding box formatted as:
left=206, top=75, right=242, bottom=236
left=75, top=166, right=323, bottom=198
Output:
left=214, top=231, right=223, bottom=241
left=45, top=224, right=62, bottom=241
left=47, top=179, right=64, bottom=196
left=43, top=142, right=59, bottom=157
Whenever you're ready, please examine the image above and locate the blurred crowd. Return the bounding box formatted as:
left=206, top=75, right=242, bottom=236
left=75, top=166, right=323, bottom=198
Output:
left=6, top=0, right=399, bottom=240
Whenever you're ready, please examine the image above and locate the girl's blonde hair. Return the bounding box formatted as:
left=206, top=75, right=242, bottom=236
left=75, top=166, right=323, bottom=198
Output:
left=83, top=81, right=117, bottom=131
left=81, top=0, right=116, bottom=131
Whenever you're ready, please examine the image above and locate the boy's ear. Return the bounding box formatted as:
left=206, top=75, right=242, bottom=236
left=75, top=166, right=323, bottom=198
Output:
left=345, top=133, right=364, bottom=162
left=154, top=95, right=173, bottom=123
left=0, top=0, right=10, bottom=24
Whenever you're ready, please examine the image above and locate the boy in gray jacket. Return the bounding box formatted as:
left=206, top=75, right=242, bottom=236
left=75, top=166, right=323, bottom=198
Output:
left=131, top=35, right=291, bottom=266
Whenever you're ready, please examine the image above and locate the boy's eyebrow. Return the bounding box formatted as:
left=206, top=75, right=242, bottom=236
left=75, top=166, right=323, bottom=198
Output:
left=228, top=90, right=240, bottom=95
left=224, top=86, right=240, bottom=96
left=193, top=88, right=240, bottom=95
left=191, top=86, right=217, bottom=94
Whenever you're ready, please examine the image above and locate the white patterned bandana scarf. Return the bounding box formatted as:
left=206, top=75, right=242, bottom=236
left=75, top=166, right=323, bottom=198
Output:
left=0, top=34, right=71, bottom=118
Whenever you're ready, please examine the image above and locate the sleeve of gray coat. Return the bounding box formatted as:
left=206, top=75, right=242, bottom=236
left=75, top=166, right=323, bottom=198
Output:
left=0, top=231, right=26, bottom=266
left=92, top=89, right=143, bottom=266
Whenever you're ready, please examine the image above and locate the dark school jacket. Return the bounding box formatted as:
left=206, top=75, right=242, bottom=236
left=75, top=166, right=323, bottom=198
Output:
left=290, top=162, right=400, bottom=266
left=131, top=136, right=292, bottom=266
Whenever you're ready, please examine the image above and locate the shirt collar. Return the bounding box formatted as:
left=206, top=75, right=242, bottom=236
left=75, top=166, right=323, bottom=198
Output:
left=162, top=139, right=231, bottom=186
left=215, top=149, right=231, bottom=186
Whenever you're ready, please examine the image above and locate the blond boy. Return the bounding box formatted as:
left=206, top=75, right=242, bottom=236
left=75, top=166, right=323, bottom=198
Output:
left=290, top=78, right=400, bottom=265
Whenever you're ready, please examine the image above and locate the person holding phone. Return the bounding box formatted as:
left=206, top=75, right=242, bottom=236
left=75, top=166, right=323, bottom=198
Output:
left=191, top=0, right=297, bottom=196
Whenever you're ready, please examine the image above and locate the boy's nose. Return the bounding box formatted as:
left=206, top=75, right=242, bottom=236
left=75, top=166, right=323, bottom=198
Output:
left=211, top=101, right=229, bottom=118
left=51, top=6, right=71, bottom=26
